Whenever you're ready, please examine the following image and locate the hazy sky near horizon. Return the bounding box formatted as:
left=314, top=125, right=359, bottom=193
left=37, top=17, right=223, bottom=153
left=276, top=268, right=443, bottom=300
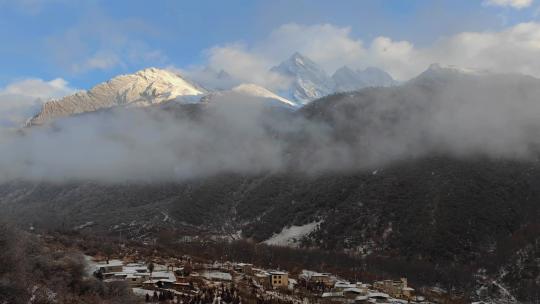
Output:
left=1, top=0, right=540, bottom=92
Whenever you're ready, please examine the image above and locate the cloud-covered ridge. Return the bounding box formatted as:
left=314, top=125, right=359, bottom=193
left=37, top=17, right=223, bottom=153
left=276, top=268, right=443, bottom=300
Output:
left=1, top=66, right=540, bottom=183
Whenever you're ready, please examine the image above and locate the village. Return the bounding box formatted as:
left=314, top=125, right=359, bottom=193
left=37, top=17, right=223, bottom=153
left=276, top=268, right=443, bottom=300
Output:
left=87, top=255, right=431, bottom=304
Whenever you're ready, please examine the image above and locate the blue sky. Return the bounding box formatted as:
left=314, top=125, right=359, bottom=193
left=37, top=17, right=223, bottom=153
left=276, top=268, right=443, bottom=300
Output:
left=1, top=0, right=540, bottom=89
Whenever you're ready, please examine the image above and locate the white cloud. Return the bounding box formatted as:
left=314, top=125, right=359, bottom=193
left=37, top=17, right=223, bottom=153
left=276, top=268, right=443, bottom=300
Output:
left=193, top=22, right=540, bottom=83
left=46, top=10, right=167, bottom=73
left=204, top=43, right=290, bottom=90
left=2, top=78, right=74, bottom=99
left=257, top=23, right=367, bottom=72
left=192, top=23, right=369, bottom=90
left=365, top=22, right=540, bottom=79
left=0, top=78, right=75, bottom=128
left=483, top=0, right=533, bottom=9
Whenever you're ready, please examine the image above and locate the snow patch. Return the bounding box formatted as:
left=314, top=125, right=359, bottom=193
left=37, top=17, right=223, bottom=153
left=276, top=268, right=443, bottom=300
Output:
left=263, top=221, right=322, bottom=247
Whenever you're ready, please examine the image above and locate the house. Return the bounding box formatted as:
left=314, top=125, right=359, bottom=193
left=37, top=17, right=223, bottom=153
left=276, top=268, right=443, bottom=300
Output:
left=367, top=292, right=390, bottom=303
left=254, top=272, right=271, bottom=288
left=269, top=271, right=289, bottom=288
left=150, top=271, right=177, bottom=281
left=234, top=263, right=253, bottom=275
left=125, top=274, right=149, bottom=287
left=355, top=282, right=370, bottom=294
left=311, top=273, right=332, bottom=284
left=354, top=295, right=369, bottom=303
left=373, top=278, right=411, bottom=298
left=97, top=260, right=124, bottom=274
left=343, top=287, right=365, bottom=299
left=402, top=286, right=415, bottom=298
left=334, top=281, right=357, bottom=291
left=300, top=270, right=333, bottom=284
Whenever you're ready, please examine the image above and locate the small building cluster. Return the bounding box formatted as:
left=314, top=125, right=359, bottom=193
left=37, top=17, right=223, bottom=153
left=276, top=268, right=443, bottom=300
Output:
left=88, top=257, right=431, bottom=304
left=299, top=270, right=423, bottom=303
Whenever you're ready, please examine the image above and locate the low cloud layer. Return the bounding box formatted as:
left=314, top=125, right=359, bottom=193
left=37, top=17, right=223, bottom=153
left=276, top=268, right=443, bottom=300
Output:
left=45, top=9, right=166, bottom=74
left=0, top=97, right=289, bottom=182
left=1, top=70, right=540, bottom=183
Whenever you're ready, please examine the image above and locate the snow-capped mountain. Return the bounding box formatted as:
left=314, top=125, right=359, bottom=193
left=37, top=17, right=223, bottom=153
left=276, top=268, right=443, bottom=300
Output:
left=332, top=66, right=397, bottom=92
left=270, top=53, right=397, bottom=105
left=29, top=67, right=206, bottom=125
left=201, top=83, right=296, bottom=108
left=270, top=52, right=335, bottom=105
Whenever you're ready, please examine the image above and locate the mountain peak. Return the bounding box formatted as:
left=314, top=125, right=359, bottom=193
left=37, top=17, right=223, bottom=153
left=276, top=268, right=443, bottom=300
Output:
left=411, top=63, right=489, bottom=85
left=271, top=53, right=334, bottom=105
left=134, top=67, right=170, bottom=77
left=136, top=66, right=162, bottom=74
left=333, top=65, right=354, bottom=74
left=333, top=65, right=396, bottom=92
left=289, top=52, right=310, bottom=66
left=407, top=63, right=495, bottom=88
left=425, top=63, right=486, bottom=75
left=29, top=67, right=205, bottom=125
left=131, top=67, right=199, bottom=85
left=290, top=51, right=305, bottom=59
left=283, top=52, right=319, bottom=70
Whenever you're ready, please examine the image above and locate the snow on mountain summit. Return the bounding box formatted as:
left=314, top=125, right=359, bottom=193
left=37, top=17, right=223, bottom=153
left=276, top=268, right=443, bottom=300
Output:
left=270, top=52, right=335, bottom=105
left=132, top=67, right=205, bottom=98
left=270, top=53, right=397, bottom=105
left=29, top=67, right=205, bottom=125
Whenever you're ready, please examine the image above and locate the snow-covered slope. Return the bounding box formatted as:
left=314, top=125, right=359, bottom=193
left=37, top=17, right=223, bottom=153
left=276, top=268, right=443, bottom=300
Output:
left=270, top=52, right=335, bottom=106
left=231, top=83, right=296, bottom=107
left=29, top=68, right=206, bottom=125
left=263, top=221, right=322, bottom=247
left=332, top=66, right=396, bottom=92
left=201, top=83, right=296, bottom=108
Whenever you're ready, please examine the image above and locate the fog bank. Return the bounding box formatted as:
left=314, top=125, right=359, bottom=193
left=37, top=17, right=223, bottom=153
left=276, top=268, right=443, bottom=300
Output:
left=1, top=71, right=540, bottom=183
